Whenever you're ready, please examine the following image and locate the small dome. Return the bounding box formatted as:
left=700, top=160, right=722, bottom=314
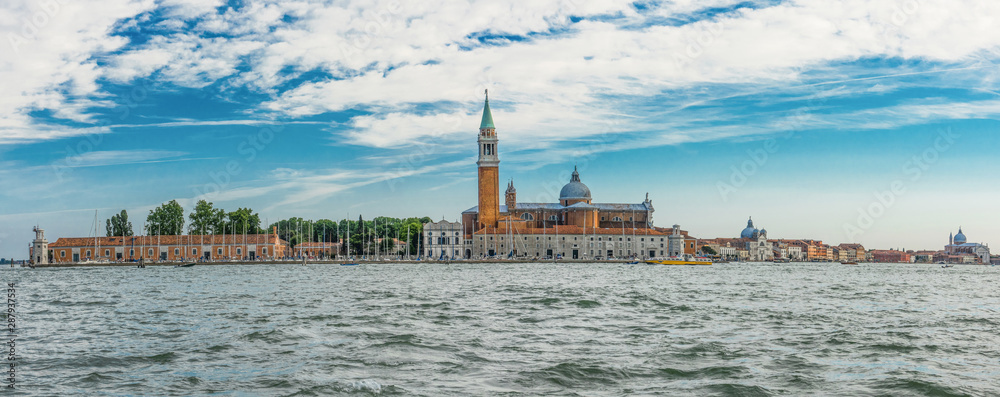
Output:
left=954, top=228, right=967, bottom=244
left=740, top=217, right=758, bottom=239
left=559, top=167, right=591, bottom=200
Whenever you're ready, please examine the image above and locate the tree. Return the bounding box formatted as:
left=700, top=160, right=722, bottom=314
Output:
left=105, top=210, right=134, bottom=237
left=226, top=208, right=263, bottom=235
left=146, top=200, right=185, bottom=235
left=701, top=246, right=718, bottom=256
left=313, top=219, right=338, bottom=243
left=401, top=221, right=422, bottom=255
left=188, top=200, right=225, bottom=234
left=269, top=217, right=304, bottom=247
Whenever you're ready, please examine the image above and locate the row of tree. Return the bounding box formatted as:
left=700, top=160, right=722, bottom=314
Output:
left=269, top=215, right=431, bottom=254
left=105, top=200, right=266, bottom=237
left=103, top=200, right=433, bottom=253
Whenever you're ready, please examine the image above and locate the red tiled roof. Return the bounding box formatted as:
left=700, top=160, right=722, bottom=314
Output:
left=472, top=224, right=673, bottom=236
left=296, top=242, right=341, bottom=248
left=50, top=234, right=286, bottom=248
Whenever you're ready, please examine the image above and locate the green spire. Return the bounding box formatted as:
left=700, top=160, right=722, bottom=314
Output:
left=480, top=89, right=495, bottom=129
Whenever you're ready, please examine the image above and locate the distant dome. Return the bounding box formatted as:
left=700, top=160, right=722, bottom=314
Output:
left=559, top=167, right=591, bottom=200
left=740, top=217, right=759, bottom=239
left=954, top=228, right=967, bottom=244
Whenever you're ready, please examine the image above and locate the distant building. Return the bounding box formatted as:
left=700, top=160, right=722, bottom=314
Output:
left=460, top=92, right=684, bottom=260
left=424, top=220, right=464, bottom=260
left=46, top=228, right=288, bottom=263
left=30, top=226, right=49, bottom=265
left=870, top=249, right=912, bottom=263
left=704, top=217, right=774, bottom=261
left=295, top=242, right=341, bottom=259
left=837, top=243, right=866, bottom=262
left=944, top=227, right=990, bottom=264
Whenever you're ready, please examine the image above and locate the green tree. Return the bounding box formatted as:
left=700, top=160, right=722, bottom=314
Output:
left=225, top=208, right=263, bottom=235
left=188, top=200, right=225, bottom=234
left=313, top=219, right=339, bottom=243
left=401, top=221, right=423, bottom=255
left=269, top=217, right=304, bottom=247
left=146, top=200, right=185, bottom=235
left=701, top=246, right=718, bottom=256
left=105, top=210, right=134, bottom=237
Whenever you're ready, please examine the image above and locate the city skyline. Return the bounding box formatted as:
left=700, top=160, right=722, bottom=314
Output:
left=3, top=0, right=1000, bottom=259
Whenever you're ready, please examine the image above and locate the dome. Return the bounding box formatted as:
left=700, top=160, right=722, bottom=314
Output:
left=954, top=228, right=967, bottom=244
left=740, top=217, right=758, bottom=239
left=559, top=167, right=591, bottom=200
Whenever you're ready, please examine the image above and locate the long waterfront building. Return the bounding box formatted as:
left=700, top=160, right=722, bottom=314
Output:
left=40, top=228, right=288, bottom=263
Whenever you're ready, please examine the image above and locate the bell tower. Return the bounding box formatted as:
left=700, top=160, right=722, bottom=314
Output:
left=477, top=90, right=499, bottom=229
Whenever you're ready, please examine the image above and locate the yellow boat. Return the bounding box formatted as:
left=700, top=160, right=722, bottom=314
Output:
left=645, top=256, right=713, bottom=266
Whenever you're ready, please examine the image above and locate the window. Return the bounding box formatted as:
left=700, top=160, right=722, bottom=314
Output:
left=612, top=216, right=622, bottom=222
left=174, top=248, right=179, bottom=255
left=60, top=251, right=66, bottom=258
left=129, top=249, right=134, bottom=257
left=601, top=217, right=605, bottom=221
left=520, top=213, right=534, bottom=221
left=218, top=248, right=223, bottom=255
left=105, top=249, right=110, bottom=256
left=86, top=249, right=91, bottom=257
left=549, top=215, right=557, bottom=221
left=148, top=249, right=153, bottom=256
left=192, top=248, right=198, bottom=255
left=237, top=248, right=242, bottom=255
left=263, top=248, right=267, bottom=254
left=428, top=232, right=433, bottom=236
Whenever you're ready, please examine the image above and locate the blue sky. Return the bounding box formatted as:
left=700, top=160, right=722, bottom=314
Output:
left=2, top=0, right=1000, bottom=259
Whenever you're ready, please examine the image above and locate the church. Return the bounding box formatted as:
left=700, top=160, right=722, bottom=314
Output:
left=449, top=92, right=695, bottom=260
left=942, top=227, right=990, bottom=264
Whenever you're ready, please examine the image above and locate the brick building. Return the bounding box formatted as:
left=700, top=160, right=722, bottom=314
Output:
left=46, top=228, right=288, bottom=263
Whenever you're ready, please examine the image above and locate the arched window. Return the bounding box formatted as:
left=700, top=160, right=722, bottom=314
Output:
left=520, top=213, right=534, bottom=221
left=612, top=216, right=623, bottom=222
left=548, top=215, right=558, bottom=221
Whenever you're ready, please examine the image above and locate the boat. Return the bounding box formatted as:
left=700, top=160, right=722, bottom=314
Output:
left=841, top=261, right=858, bottom=265
left=341, top=263, right=359, bottom=266
left=625, top=261, right=640, bottom=265
left=645, top=254, right=712, bottom=266
left=174, top=263, right=196, bottom=268
left=941, top=264, right=954, bottom=268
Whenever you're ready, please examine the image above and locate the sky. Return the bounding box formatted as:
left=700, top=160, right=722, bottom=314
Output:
left=2, top=0, right=1000, bottom=259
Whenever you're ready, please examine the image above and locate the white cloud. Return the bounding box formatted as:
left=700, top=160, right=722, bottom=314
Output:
left=4, top=0, right=1000, bottom=152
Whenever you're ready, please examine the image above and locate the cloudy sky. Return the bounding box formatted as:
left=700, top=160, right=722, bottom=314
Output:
left=2, top=0, right=1000, bottom=259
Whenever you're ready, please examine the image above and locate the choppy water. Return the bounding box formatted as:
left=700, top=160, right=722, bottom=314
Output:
left=4, top=262, right=1000, bottom=396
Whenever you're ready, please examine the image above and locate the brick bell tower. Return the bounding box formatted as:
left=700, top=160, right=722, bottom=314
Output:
left=477, top=90, right=499, bottom=230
